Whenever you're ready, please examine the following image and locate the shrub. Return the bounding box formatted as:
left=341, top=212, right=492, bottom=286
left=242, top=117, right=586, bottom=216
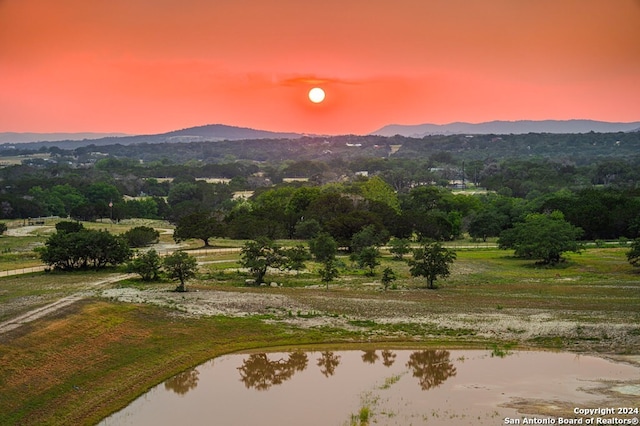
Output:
left=123, top=226, right=160, bottom=248
left=55, top=221, right=84, bottom=234
left=39, top=229, right=131, bottom=270
left=127, top=249, right=162, bottom=281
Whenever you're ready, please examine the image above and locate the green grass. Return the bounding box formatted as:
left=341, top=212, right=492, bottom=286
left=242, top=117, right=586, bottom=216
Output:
left=0, top=245, right=639, bottom=424
left=410, top=248, right=640, bottom=315
left=0, top=300, right=349, bottom=425
left=0, top=250, right=43, bottom=271
left=379, top=374, right=402, bottom=390
left=0, top=269, right=130, bottom=321
left=0, top=234, right=49, bottom=271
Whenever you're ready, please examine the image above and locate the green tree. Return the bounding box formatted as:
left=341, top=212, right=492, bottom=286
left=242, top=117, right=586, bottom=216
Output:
left=167, top=182, right=201, bottom=207
left=239, top=238, right=285, bottom=285
left=389, top=238, right=411, bottom=260
left=381, top=267, right=396, bottom=290
left=360, top=176, right=401, bottom=213
left=123, top=226, right=160, bottom=248
left=498, top=211, right=583, bottom=264
left=318, top=258, right=339, bottom=290
left=350, top=224, right=389, bottom=254
left=282, top=244, right=311, bottom=273
left=120, top=198, right=159, bottom=219
left=29, top=186, right=66, bottom=216
left=325, top=210, right=383, bottom=248
left=39, top=229, right=131, bottom=270
left=166, top=182, right=203, bottom=220
left=84, top=182, right=121, bottom=219
left=173, top=212, right=223, bottom=247
left=468, top=209, right=506, bottom=242
left=128, top=249, right=162, bottom=281
left=309, top=232, right=338, bottom=263
left=411, top=210, right=455, bottom=241
left=293, top=219, right=322, bottom=239
left=0, top=222, right=7, bottom=235
left=51, top=184, right=86, bottom=216
left=253, top=186, right=297, bottom=239
left=163, top=251, right=198, bottom=292
left=407, top=241, right=457, bottom=289
left=356, top=246, right=380, bottom=276
left=55, top=220, right=84, bottom=234
left=627, top=239, right=640, bottom=267
left=84, top=230, right=132, bottom=269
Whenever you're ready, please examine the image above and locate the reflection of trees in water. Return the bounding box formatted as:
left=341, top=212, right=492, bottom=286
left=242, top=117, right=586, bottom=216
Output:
left=406, top=350, right=457, bottom=390
left=238, top=351, right=308, bottom=391
left=361, top=349, right=379, bottom=364
left=179, top=349, right=456, bottom=395
left=381, top=349, right=396, bottom=367
left=164, top=368, right=200, bottom=395
left=317, top=351, right=341, bottom=377
left=360, top=349, right=399, bottom=366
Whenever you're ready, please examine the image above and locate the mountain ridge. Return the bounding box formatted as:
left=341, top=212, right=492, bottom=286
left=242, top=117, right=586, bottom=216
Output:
left=371, top=119, right=640, bottom=137
left=0, top=132, right=130, bottom=144
left=2, top=120, right=639, bottom=149
left=0, top=124, right=305, bottom=149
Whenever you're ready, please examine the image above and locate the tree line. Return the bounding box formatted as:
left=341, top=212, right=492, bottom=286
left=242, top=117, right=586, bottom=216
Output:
left=1, top=160, right=638, bottom=244
left=168, top=181, right=639, bottom=247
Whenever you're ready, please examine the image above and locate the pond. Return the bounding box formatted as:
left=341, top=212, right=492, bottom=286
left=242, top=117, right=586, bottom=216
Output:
left=100, top=349, right=640, bottom=426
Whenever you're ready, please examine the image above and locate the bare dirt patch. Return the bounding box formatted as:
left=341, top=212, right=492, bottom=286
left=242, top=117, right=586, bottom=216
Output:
left=5, top=225, right=55, bottom=237
left=97, top=286, right=640, bottom=353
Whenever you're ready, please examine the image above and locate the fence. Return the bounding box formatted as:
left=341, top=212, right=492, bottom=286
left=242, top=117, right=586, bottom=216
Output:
left=0, top=266, right=47, bottom=277
left=154, top=247, right=242, bottom=256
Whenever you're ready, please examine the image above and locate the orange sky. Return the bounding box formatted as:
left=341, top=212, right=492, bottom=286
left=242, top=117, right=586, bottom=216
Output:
left=1, top=0, right=639, bottom=135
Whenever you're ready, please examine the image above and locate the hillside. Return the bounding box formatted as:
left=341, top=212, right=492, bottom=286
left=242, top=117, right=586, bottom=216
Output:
left=0, top=132, right=129, bottom=144
left=7, top=132, right=633, bottom=166
left=372, top=120, right=640, bottom=137
left=0, top=124, right=304, bottom=150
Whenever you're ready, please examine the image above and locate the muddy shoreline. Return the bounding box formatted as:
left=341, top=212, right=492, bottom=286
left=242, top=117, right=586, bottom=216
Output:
left=100, top=285, right=640, bottom=354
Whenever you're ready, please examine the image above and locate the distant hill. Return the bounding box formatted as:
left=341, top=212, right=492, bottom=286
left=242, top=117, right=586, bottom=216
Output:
left=159, top=124, right=304, bottom=142
left=371, top=120, right=640, bottom=137
left=0, top=124, right=305, bottom=149
left=0, top=132, right=130, bottom=144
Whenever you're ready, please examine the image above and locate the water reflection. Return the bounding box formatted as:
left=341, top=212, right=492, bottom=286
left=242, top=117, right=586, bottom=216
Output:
left=406, top=350, right=457, bottom=390
left=235, top=349, right=456, bottom=390
left=164, top=368, right=199, bottom=395
left=316, top=350, right=341, bottom=377
left=100, top=350, right=640, bottom=426
left=361, top=349, right=379, bottom=364
left=381, top=349, right=396, bottom=367
left=163, top=350, right=465, bottom=396
left=237, top=351, right=308, bottom=390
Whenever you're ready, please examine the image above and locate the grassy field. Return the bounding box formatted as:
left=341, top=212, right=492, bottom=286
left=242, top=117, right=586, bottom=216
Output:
left=0, top=301, right=330, bottom=425
left=0, top=231, right=639, bottom=424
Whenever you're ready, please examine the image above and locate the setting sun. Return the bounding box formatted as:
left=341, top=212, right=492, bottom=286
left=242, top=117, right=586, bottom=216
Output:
left=308, top=87, right=325, bottom=104
left=1, top=1, right=638, bottom=135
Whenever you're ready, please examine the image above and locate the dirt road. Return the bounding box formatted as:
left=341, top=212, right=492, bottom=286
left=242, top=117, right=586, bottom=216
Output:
left=0, top=273, right=135, bottom=334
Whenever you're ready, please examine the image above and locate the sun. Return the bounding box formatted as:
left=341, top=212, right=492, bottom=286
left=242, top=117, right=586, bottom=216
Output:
left=308, top=87, right=325, bottom=103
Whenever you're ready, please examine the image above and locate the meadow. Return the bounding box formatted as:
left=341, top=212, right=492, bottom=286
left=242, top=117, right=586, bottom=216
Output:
left=0, top=226, right=639, bottom=424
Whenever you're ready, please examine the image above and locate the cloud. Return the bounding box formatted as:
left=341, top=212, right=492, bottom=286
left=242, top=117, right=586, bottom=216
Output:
left=279, top=76, right=359, bottom=87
